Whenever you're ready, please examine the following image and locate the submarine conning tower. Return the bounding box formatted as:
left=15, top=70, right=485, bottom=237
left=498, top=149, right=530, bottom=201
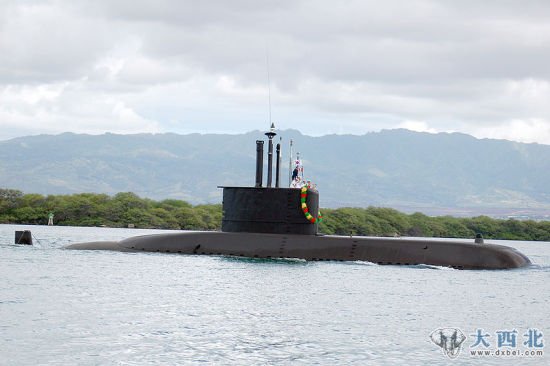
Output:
left=220, top=125, right=320, bottom=235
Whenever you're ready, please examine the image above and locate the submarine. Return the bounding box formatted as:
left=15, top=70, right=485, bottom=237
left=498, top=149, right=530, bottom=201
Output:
left=66, top=125, right=531, bottom=270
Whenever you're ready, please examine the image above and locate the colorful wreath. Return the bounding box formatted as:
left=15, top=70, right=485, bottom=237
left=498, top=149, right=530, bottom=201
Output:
left=300, top=185, right=323, bottom=223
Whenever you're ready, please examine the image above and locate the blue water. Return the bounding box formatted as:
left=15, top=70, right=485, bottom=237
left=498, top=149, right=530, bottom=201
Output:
left=1, top=224, right=548, bottom=365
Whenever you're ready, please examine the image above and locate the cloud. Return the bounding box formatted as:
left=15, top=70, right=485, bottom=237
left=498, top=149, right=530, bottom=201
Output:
left=472, top=118, right=550, bottom=145
left=396, top=120, right=437, bottom=134
left=0, top=0, right=549, bottom=144
left=0, top=80, right=160, bottom=138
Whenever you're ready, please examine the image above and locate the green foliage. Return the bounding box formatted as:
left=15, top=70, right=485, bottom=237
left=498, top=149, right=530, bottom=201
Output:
left=319, top=207, right=550, bottom=241
left=0, top=188, right=23, bottom=212
left=1, top=188, right=549, bottom=241
left=0, top=189, right=221, bottom=230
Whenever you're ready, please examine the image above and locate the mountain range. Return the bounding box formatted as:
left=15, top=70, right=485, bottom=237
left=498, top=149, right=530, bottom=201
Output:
left=1, top=129, right=549, bottom=217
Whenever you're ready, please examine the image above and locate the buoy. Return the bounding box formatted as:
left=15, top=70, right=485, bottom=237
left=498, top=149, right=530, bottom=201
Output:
left=15, top=230, right=33, bottom=245
left=474, top=233, right=484, bottom=244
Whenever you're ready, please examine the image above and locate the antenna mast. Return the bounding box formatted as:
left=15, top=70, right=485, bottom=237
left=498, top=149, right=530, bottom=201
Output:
left=266, top=49, right=272, bottom=124
left=288, top=139, right=293, bottom=187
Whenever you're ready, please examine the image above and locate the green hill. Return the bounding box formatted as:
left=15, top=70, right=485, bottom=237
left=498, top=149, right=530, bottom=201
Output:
left=1, top=129, right=549, bottom=216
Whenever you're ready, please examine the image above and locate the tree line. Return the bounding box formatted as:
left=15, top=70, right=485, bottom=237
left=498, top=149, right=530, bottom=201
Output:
left=0, top=189, right=220, bottom=230
left=1, top=188, right=549, bottom=241
left=319, top=207, right=550, bottom=241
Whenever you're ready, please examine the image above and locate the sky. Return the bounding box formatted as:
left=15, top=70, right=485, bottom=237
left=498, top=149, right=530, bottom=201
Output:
left=1, top=0, right=550, bottom=144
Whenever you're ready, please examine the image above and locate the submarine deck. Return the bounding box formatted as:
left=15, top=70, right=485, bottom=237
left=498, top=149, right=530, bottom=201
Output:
left=65, top=231, right=531, bottom=270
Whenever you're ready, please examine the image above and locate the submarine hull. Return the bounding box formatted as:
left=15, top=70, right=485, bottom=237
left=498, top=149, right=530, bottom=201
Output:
left=65, top=231, right=531, bottom=270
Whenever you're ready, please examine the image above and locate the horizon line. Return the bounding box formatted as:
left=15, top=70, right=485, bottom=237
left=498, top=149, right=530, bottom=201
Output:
left=1, top=128, right=546, bottom=146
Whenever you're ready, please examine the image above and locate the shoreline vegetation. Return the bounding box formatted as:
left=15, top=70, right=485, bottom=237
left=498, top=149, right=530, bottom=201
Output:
left=1, top=189, right=549, bottom=241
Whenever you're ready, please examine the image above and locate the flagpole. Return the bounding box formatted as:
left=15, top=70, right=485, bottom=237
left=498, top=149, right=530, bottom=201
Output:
left=299, top=152, right=304, bottom=181
left=288, top=139, right=293, bottom=187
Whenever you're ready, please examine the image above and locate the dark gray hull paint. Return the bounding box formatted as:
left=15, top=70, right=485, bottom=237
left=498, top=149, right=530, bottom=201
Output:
left=65, top=231, right=531, bottom=270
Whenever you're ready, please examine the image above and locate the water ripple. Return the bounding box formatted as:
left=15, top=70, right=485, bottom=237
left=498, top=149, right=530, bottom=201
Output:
left=0, top=224, right=548, bottom=365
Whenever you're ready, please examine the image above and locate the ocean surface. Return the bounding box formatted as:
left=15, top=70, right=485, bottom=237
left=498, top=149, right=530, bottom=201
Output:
left=1, top=224, right=548, bottom=365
